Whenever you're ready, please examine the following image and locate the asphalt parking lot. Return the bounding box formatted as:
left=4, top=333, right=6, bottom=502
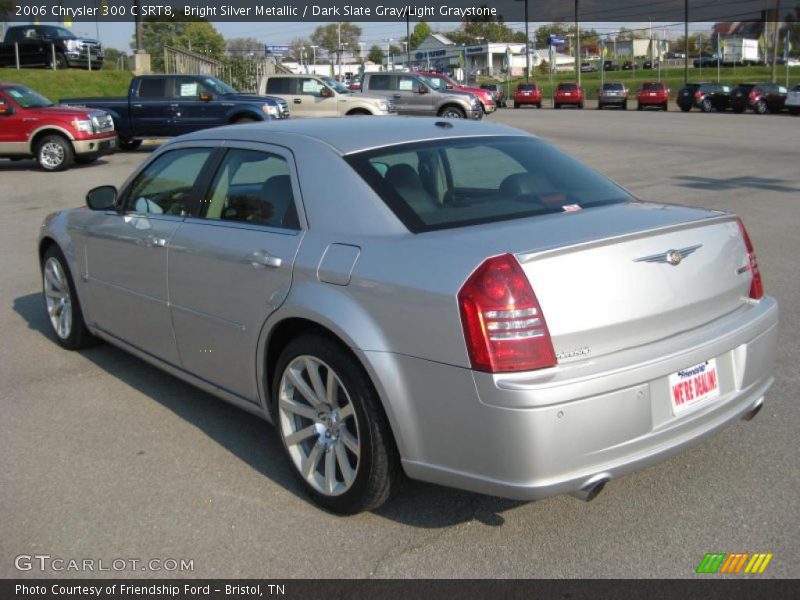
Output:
left=1, top=109, right=798, bottom=579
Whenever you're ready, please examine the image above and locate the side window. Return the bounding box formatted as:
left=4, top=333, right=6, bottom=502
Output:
left=369, top=75, right=391, bottom=91
left=124, top=148, right=213, bottom=215
left=299, top=78, right=326, bottom=97
left=200, top=149, right=300, bottom=230
left=398, top=76, right=419, bottom=92
left=266, top=78, right=294, bottom=94
left=176, top=79, right=200, bottom=98
left=137, top=78, right=169, bottom=99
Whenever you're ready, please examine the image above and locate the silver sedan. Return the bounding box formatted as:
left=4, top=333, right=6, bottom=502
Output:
left=38, top=118, right=778, bottom=514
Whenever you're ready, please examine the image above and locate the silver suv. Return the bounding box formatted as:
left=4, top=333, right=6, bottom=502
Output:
left=361, top=72, right=482, bottom=120
left=259, top=74, right=393, bottom=117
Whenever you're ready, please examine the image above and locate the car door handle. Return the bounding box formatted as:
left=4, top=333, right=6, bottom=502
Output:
left=169, top=103, right=179, bottom=108
left=293, top=98, right=302, bottom=104
left=132, top=103, right=142, bottom=108
left=247, top=250, right=282, bottom=269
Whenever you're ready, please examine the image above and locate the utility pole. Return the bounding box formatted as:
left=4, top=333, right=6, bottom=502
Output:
left=406, top=13, right=411, bottom=69
left=337, top=22, right=341, bottom=80
left=771, top=0, right=781, bottom=83
left=684, top=0, right=689, bottom=85
left=385, top=38, right=392, bottom=71
left=575, top=0, right=580, bottom=86
left=310, top=45, right=318, bottom=66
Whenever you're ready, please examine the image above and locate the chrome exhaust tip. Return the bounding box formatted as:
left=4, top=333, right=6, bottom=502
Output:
left=742, top=397, right=764, bottom=421
left=570, top=475, right=610, bottom=502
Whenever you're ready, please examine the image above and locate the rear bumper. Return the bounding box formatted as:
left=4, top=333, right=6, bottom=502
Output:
left=638, top=97, right=668, bottom=105
left=599, top=96, right=627, bottom=105
left=367, top=296, right=778, bottom=501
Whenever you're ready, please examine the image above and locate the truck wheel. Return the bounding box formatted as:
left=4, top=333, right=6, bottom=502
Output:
left=233, top=117, right=258, bottom=124
left=118, top=137, right=142, bottom=151
left=438, top=106, right=466, bottom=119
left=755, top=100, right=769, bottom=114
left=680, top=105, right=691, bottom=112
left=701, top=98, right=713, bottom=112
left=36, top=135, right=73, bottom=172
left=345, top=109, right=371, bottom=116
left=47, top=52, right=68, bottom=70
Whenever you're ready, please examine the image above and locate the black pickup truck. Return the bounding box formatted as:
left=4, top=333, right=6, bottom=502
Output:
left=61, top=75, right=290, bottom=150
left=0, top=25, right=102, bottom=69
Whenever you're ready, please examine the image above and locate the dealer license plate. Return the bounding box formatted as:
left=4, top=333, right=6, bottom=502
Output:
left=669, top=359, right=719, bottom=415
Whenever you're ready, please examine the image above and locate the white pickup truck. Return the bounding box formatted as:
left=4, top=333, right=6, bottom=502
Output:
left=259, top=74, right=394, bottom=117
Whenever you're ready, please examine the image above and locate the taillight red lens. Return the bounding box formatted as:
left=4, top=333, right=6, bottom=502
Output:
left=748, top=90, right=757, bottom=101
left=695, top=91, right=702, bottom=99
left=458, top=254, right=557, bottom=372
left=736, top=218, right=764, bottom=300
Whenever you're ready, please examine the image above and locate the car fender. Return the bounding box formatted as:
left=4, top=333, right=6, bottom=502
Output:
left=226, top=107, right=266, bottom=122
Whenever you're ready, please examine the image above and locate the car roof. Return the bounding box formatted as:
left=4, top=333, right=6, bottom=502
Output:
left=264, top=74, right=328, bottom=79
left=176, top=116, right=531, bottom=155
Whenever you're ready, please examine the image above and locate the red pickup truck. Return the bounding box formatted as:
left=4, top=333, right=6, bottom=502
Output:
left=0, top=82, right=116, bottom=171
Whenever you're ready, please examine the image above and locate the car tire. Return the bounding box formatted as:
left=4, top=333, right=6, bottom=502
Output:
left=41, top=245, right=97, bottom=350
left=637, top=104, right=643, bottom=111
left=789, top=107, right=800, bottom=115
left=554, top=103, right=560, bottom=109
left=438, top=106, right=466, bottom=119
left=597, top=103, right=603, bottom=110
left=623, top=101, right=628, bottom=110
left=755, top=99, right=769, bottom=114
left=537, top=102, right=542, bottom=109
left=732, top=106, right=745, bottom=114
left=272, top=334, right=400, bottom=515
left=701, top=98, right=713, bottom=112
left=118, top=137, right=142, bottom=151
left=680, top=105, right=691, bottom=112
left=662, top=102, right=668, bottom=112
left=35, top=134, right=73, bottom=172
left=514, top=103, right=519, bottom=109
left=578, top=102, right=584, bottom=109
left=47, top=52, right=68, bottom=70
left=75, top=155, right=99, bottom=165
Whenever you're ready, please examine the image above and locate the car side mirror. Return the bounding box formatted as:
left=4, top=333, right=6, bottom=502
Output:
left=198, top=92, right=213, bottom=102
left=0, top=102, right=13, bottom=116
left=445, top=83, right=454, bottom=89
left=320, top=87, right=333, bottom=98
left=417, top=86, right=428, bottom=94
left=86, top=185, right=117, bottom=211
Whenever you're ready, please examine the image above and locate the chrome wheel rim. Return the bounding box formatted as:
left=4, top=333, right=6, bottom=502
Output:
left=278, top=356, right=360, bottom=496
left=43, top=257, right=72, bottom=340
left=441, top=109, right=463, bottom=119
left=40, top=142, right=65, bottom=169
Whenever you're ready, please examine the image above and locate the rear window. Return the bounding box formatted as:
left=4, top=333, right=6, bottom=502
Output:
left=517, top=84, right=537, bottom=91
left=602, top=83, right=623, bottom=91
left=368, top=75, right=392, bottom=91
left=642, top=83, right=664, bottom=91
left=345, top=137, right=632, bottom=233
left=558, top=84, right=577, bottom=91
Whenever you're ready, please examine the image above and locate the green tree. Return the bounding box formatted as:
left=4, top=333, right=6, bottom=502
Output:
left=310, top=22, right=362, bottom=58
left=367, top=44, right=384, bottom=64
left=102, top=48, right=130, bottom=70
left=409, top=21, right=432, bottom=50
left=287, top=37, right=312, bottom=63
left=131, top=19, right=225, bottom=72
left=226, top=37, right=263, bottom=56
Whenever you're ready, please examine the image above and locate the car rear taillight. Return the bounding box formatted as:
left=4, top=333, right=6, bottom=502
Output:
left=458, top=254, right=557, bottom=373
left=748, top=90, right=757, bottom=102
left=695, top=91, right=702, bottom=99
left=736, top=218, right=764, bottom=300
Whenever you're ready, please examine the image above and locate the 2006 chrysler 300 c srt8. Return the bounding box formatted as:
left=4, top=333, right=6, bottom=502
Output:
left=38, top=118, right=778, bottom=514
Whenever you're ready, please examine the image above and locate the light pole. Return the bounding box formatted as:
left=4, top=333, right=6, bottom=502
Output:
left=385, top=38, right=392, bottom=71
left=403, top=41, right=408, bottom=69
left=310, top=45, right=318, bottom=67
left=339, top=43, right=348, bottom=80
left=575, top=0, right=581, bottom=86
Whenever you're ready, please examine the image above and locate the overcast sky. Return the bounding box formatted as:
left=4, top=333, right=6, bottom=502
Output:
left=29, top=21, right=717, bottom=52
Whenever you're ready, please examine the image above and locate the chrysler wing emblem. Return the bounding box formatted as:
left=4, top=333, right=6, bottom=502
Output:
left=634, top=244, right=702, bottom=266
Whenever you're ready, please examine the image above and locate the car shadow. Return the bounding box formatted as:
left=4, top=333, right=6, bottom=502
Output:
left=12, top=291, right=526, bottom=528
left=0, top=157, right=113, bottom=172
left=674, top=175, right=799, bottom=193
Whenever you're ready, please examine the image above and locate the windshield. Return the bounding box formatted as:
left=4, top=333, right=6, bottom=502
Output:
left=320, top=77, right=351, bottom=94
left=43, top=26, right=76, bottom=39
left=202, top=77, right=237, bottom=95
left=602, top=83, right=623, bottom=90
left=346, top=136, right=632, bottom=233
left=2, top=85, right=53, bottom=108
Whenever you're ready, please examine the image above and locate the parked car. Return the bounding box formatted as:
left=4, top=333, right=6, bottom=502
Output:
left=597, top=81, right=628, bottom=110
left=513, top=83, right=542, bottom=108
left=554, top=82, right=584, bottom=109
left=729, top=83, right=788, bottom=114
left=61, top=75, right=288, bottom=150
left=361, top=72, right=482, bottom=120
left=622, top=61, right=638, bottom=70
left=0, top=24, right=102, bottom=69
left=38, top=117, right=777, bottom=514
left=603, top=60, right=620, bottom=71
left=480, top=83, right=507, bottom=107
left=259, top=74, right=393, bottom=117
left=786, top=84, right=800, bottom=115
left=637, top=81, right=670, bottom=111
left=348, top=80, right=362, bottom=91
left=693, top=54, right=720, bottom=68
left=417, top=71, right=496, bottom=113
left=0, top=82, right=116, bottom=171
left=676, top=82, right=732, bottom=112
left=642, top=58, right=660, bottom=69
left=666, top=52, right=686, bottom=59
left=580, top=62, right=597, bottom=72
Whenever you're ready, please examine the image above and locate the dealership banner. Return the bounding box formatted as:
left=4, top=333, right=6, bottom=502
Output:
left=3, top=579, right=800, bottom=600
left=4, top=0, right=773, bottom=23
